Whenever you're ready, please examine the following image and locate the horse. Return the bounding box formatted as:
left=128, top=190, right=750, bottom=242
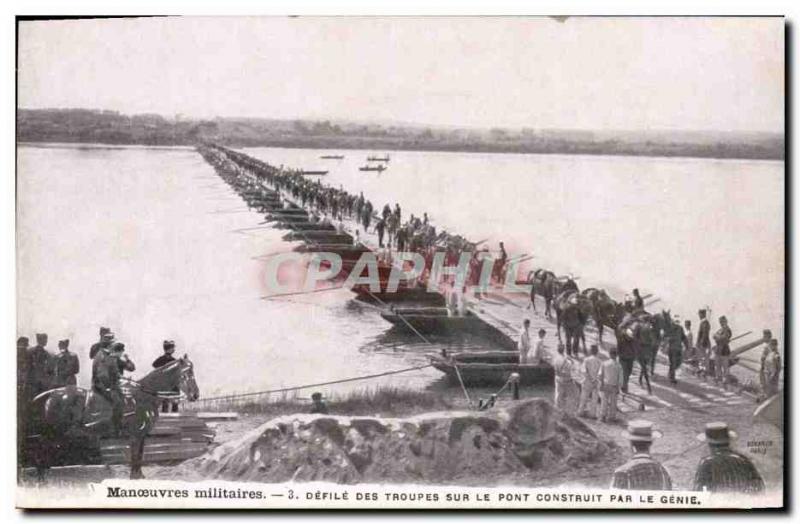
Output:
left=615, top=312, right=658, bottom=394
left=580, top=288, right=625, bottom=343
left=553, top=290, right=592, bottom=356
left=526, top=269, right=560, bottom=318
left=649, top=309, right=672, bottom=376
left=24, top=355, right=199, bottom=481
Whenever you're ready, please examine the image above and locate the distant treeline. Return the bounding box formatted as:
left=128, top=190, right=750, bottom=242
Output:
left=17, top=108, right=784, bottom=161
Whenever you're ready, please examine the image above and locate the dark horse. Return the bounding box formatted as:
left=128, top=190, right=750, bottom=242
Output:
left=649, top=309, right=672, bottom=376
left=615, top=312, right=658, bottom=394
left=526, top=269, right=561, bottom=318
left=553, top=289, right=592, bottom=356
left=580, top=287, right=626, bottom=343
left=24, top=355, right=199, bottom=480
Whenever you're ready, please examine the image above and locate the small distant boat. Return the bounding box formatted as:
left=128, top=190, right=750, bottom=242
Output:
left=429, top=351, right=554, bottom=387
left=299, top=170, right=328, bottom=176
left=320, top=155, right=345, bottom=160
left=359, top=165, right=387, bottom=172
left=367, top=155, right=390, bottom=162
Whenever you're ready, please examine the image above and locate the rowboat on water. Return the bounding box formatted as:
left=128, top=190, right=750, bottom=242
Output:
left=263, top=208, right=308, bottom=216
left=273, top=221, right=337, bottom=232
left=283, top=231, right=353, bottom=244
left=299, top=170, right=329, bottom=176
left=380, top=307, right=484, bottom=335
left=429, top=351, right=554, bottom=387
left=352, top=284, right=446, bottom=306
left=367, top=155, right=390, bottom=162
left=293, top=243, right=371, bottom=257
left=359, top=165, right=387, bottom=172
left=320, top=155, right=345, bottom=159
left=265, top=213, right=311, bottom=223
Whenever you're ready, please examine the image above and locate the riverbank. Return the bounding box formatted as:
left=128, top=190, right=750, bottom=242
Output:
left=17, top=109, right=784, bottom=161
left=17, top=383, right=782, bottom=500
left=178, top=388, right=782, bottom=492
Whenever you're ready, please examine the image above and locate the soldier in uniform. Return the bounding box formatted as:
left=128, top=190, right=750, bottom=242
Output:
left=611, top=420, right=672, bottom=490
left=51, top=338, right=80, bottom=387
left=666, top=316, right=687, bottom=385
left=696, top=309, right=712, bottom=376
left=152, top=340, right=179, bottom=412
left=562, top=274, right=579, bottom=294
left=26, top=333, right=53, bottom=399
left=17, top=336, right=29, bottom=461
left=553, top=343, right=577, bottom=413
left=713, top=316, right=733, bottom=383
left=517, top=319, right=532, bottom=364
left=17, top=336, right=29, bottom=401
left=89, top=327, right=114, bottom=359
left=599, top=347, right=624, bottom=423
left=760, top=339, right=782, bottom=398
left=693, top=422, right=765, bottom=493
left=310, top=392, right=329, bottom=414
left=578, top=344, right=602, bottom=419
left=632, top=288, right=645, bottom=310
left=92, top=341, right=135, bottom=436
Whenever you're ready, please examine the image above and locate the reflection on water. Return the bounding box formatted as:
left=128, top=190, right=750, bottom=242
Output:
left=16, top=144, right=782, bottom=402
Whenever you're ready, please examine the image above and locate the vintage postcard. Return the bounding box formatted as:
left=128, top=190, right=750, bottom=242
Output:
left=15, top=16, right=785, bottom=509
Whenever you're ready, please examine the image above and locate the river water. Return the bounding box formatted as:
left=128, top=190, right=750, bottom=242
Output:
left=16, top=144, right=784, bottom=397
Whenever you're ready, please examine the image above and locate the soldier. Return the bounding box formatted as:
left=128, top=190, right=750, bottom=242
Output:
left=693, top=422, right=765, bottom=493
left=578, top=344, right=602, bottom=419
left=51, top=339, right=80, bottom=387
left=517, top=319, right=532, bottom=364
left=632, top=288, right=645, bottom=310
left=153, top=340, right=179, bottom=412
left=696, top=309, right=711, bottom=376
left=666, top=316, right=686, bottom=385
left=310, top=392, right=328, bottom=414
left=683, top=319, right=695, bottom=365
left=26, top=333, right=52, bottom=399
left=713, top=316, right=733, bottom=383
left=17, top=336, right=29, bottom=399
left=92, top=341, right=135, bottom=436
left=494, top=241, right=508, bottom=283
left=562, top=274, right=579, bottom=294
left=531, top=328, right=549, bottom=365
left=553, top=343, right=577, bottom=413
left=89, top=327, right=114, bottom=359
left=375, top=216, right=386, bottom=248
left=600, top=347, right=624, bottom=423
left=611, top=420, right=672, bottom=490
left=17, top=337, right=29, bottom=449
left=760, top=339, right=782, bottom=398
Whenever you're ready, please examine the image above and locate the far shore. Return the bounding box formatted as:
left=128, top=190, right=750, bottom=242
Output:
left=16, top=137, right=784, bottom=162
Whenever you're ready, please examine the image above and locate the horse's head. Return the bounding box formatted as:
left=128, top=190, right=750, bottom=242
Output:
left=141, top=354, right=200, bottom=402
left=178, top=355, right=200, bottom=402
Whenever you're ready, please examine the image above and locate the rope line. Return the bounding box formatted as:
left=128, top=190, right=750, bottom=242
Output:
left=194, top=363, right=434, bottom=404
left=363, top=287, right=473, bottom=409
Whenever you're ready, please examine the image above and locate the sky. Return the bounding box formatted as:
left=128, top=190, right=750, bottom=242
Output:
left=17, top=16, right=784, bottom=132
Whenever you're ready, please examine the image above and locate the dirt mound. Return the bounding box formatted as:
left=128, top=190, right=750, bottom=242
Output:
left=162, top=399, right=612, bottom=484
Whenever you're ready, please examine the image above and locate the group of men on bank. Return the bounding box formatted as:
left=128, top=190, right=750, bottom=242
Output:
left=18, top=328, right=183, bottom=435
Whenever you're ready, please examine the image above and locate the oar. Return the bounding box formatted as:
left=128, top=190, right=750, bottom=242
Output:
left=730, top=330, right=754, bottom=344
left=231, top=225, right=275, bottom=233
left=513, top=255, right=535, bottom=265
